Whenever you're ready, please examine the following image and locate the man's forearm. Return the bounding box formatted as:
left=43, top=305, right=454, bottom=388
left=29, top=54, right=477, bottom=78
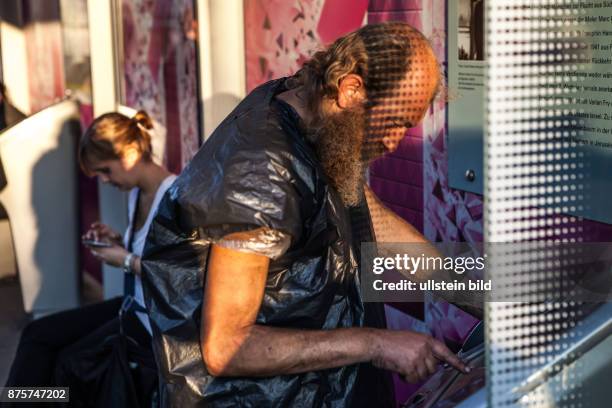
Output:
left=201, top=242, right=471, bottom=381
left=201, top=244, right=381, bottom=377
left=364, top=184, right=431, bottom=245
left=364, top=185, right=483, bottom=319
left=203, top=325, right=377, bottom=377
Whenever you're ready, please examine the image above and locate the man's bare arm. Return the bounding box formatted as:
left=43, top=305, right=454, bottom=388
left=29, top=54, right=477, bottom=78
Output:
left=364, top=185, right=483, bottom=319
left=200, top=243, right=469, bottom=381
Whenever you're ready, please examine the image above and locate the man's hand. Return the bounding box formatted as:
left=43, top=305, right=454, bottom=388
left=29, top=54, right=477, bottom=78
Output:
left=370, top=330, right=470, bottom=383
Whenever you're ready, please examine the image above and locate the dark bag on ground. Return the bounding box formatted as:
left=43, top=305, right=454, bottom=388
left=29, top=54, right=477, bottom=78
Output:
left=54, top=311, right=158, bottom=408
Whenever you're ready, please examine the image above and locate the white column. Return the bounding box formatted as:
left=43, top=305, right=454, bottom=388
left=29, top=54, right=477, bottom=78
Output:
left=198, top=0, right=246, bottom=140
left=87, top=0, right=128, bottom=299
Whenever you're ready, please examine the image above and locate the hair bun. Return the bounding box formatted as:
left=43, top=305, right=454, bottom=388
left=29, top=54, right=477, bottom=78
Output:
left=133, top=110, right=154, bottom=130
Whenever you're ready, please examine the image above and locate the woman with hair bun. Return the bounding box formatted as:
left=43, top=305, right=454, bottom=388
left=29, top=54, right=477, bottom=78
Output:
left=5, top=110, right=175, bottom=398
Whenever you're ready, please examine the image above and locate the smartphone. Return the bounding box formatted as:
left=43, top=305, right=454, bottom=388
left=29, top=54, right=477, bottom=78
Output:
left=82, top=239, right=113, bottom=248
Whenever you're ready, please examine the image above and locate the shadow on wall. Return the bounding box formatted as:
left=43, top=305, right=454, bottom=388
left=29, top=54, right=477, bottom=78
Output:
left=31, top=116, right=81, bottom=313
left=0, top=100, right=81, bottom=316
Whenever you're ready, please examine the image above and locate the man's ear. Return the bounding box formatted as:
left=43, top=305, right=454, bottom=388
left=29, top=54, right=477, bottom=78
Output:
left=337, top=74, right=365, bottom=109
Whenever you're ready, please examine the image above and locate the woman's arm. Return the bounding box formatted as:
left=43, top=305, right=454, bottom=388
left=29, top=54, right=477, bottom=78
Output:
left=89, top=246, right=142, bottom=276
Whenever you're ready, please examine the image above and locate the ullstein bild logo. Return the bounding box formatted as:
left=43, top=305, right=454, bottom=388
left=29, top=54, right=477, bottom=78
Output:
left=371, top=279, right=492, bottom=292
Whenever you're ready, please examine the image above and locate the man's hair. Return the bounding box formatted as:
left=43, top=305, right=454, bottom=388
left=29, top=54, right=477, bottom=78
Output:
left=288, top=21, right=434, bottom=123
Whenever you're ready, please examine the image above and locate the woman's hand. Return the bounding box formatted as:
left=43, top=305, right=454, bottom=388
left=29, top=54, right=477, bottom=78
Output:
left=90, top=244, right=130, bottom=268
left=82, top=222, right=122, bottom=244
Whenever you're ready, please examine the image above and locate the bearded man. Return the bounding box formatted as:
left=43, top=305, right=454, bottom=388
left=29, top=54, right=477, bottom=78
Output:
left=142, top=22, right=472, bottom=407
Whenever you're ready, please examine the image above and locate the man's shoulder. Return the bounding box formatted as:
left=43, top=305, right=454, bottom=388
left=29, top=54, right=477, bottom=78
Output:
left=185, top=79, right=314, bottom=176
left=215, top=79, right=286, bottom=127
left=215, top=78, right=299, bottom=145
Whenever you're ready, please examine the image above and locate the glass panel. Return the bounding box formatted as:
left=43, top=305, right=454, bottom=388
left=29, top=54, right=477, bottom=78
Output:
left=486, top=1, right=612, bottom=407
left=60, top=0, right=92, bottom=107
left=115, top=0, right=201, bottom=173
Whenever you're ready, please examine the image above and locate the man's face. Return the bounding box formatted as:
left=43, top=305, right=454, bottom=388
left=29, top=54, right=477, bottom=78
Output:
left=364, top=46, right=441, bottom=157
left=312, top=46, right=440, bottom=207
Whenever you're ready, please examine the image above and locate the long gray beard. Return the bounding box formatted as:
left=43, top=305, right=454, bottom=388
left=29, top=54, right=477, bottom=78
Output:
left=308, top=108, right=368, bottom=207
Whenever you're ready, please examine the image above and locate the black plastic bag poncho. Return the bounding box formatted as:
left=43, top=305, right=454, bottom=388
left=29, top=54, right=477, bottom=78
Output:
left=142, top=79, right=367, bottom=407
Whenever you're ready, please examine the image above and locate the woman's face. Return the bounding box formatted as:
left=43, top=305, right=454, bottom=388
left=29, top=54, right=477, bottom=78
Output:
left=88, top=157, right=138, bottom=191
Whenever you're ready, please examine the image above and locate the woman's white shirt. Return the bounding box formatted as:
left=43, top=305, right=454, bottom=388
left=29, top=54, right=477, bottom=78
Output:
left=123, top=174, right=176, bottom=334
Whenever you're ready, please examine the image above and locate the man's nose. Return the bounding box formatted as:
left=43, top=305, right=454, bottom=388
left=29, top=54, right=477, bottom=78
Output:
left=388, top=141, right=400, bottom=153
left=99, top=174, right=110, bottom=183
left=382, top=133, right=404, bottom=153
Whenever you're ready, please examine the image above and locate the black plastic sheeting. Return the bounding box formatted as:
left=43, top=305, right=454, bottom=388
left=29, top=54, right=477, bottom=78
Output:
left=141, top=79, right=392, bottom=407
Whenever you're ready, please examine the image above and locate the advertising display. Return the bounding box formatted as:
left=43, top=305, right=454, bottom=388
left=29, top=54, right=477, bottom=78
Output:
left=447, top=0, right=485, bottom=194
left=570, top=2, right=612, bottom=223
